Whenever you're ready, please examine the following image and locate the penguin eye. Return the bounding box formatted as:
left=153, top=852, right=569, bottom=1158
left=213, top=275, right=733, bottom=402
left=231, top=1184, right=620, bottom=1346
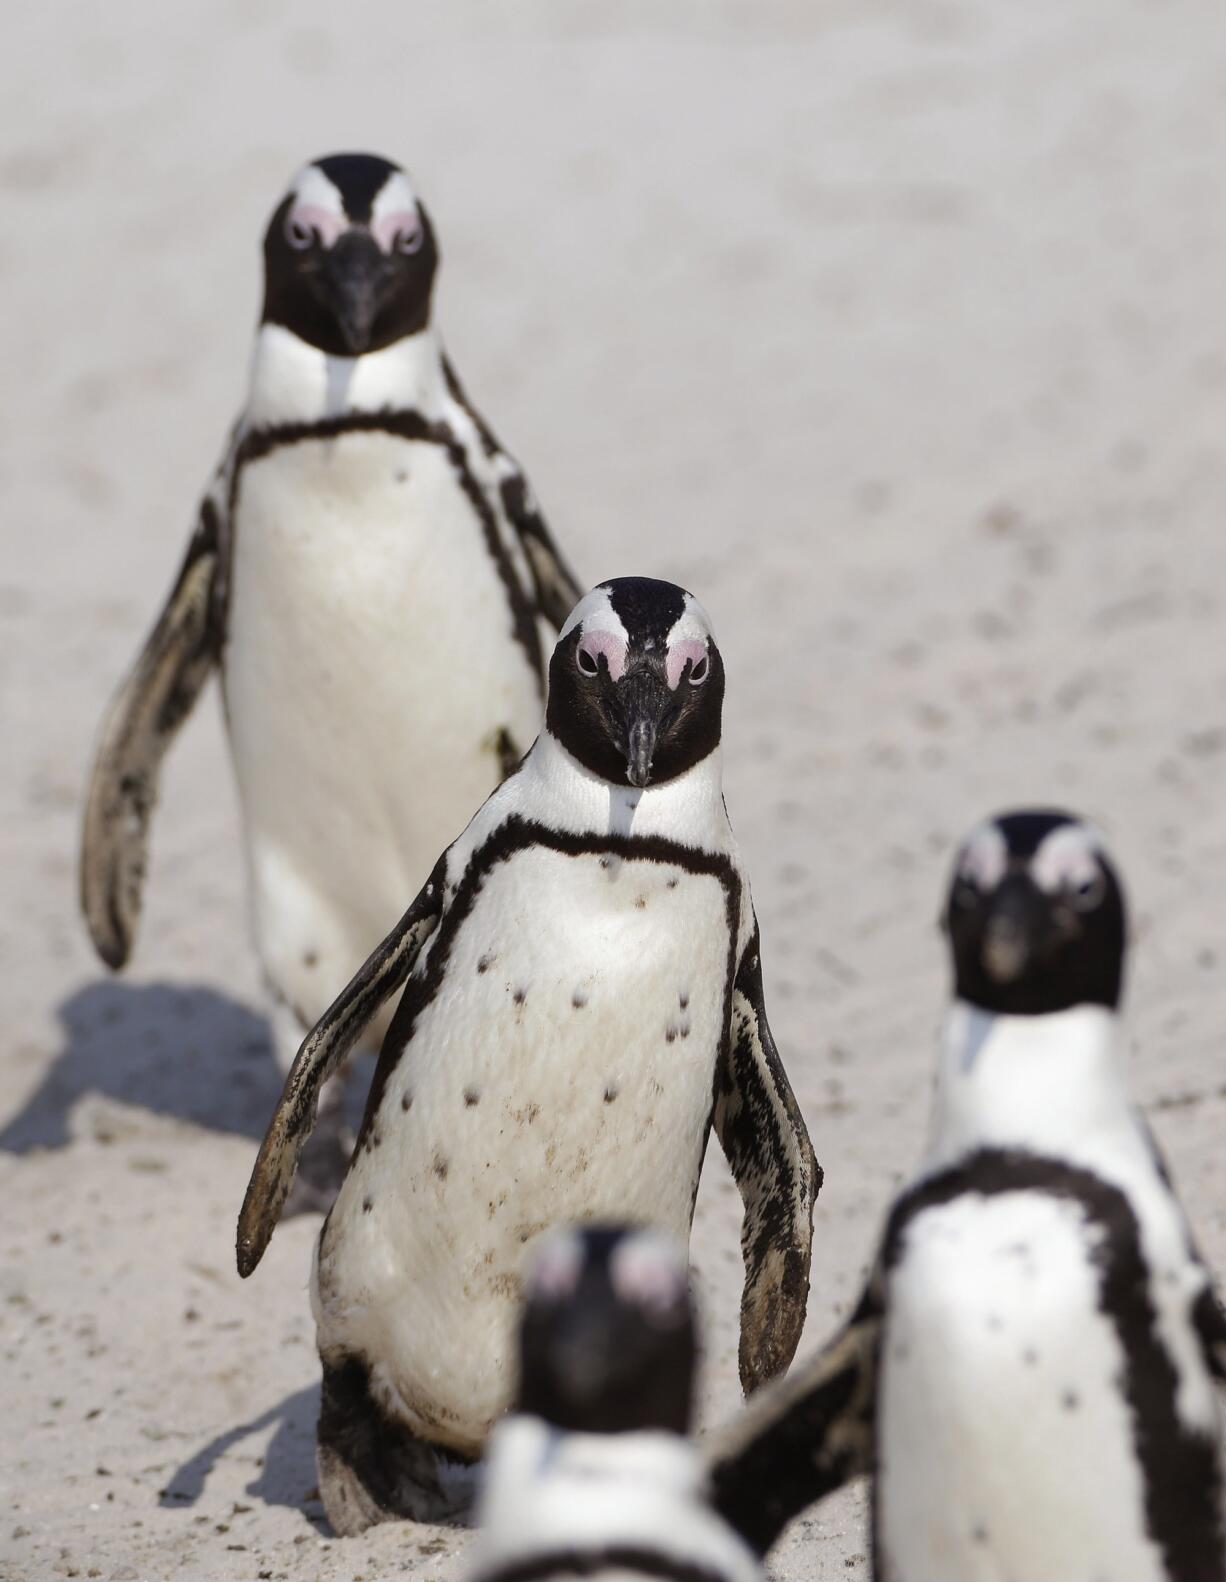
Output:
left=576, top=646, right=600, bottom=677
left=687, top=655, right=709, bottom=685
left=395, top=222, right=424, bottom=256
left=1067, top=871, right=1106, bottom=912
left=285, top=215, right=315, bottom=251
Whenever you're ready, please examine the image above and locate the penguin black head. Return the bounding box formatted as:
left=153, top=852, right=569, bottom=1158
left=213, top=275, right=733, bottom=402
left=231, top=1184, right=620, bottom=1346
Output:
left=516, top=1225, right=697, bottom=1436
left=261, top=153, right=439, bottom=357
left=546, top=579, right=725, bottom=789
left=943, top=809, right=1127, bottom=1016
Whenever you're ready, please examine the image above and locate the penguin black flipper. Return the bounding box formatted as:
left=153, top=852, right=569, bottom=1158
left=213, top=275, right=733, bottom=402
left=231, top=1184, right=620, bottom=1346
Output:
left=714, top=923, right=822, bottom=1393
left=1194, top=1287, right=1226, bottom=1382
left=442, top=354, right=581, bottom=630
left=706, top=1280, right=881, bottom=1555
left=79, top=494, right=230, bottom=970
left=236, top=859, right=446, bottom=1277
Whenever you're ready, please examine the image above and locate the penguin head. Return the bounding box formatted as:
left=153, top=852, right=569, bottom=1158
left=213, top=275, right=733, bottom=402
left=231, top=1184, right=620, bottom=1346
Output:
left=261, top=153, right=439, bottom=357
left=943, top=810, right=1127, bottom=1016
left=546, top=579, right=725, bottom=789
left=516, top=1224, right=697, bottom=1435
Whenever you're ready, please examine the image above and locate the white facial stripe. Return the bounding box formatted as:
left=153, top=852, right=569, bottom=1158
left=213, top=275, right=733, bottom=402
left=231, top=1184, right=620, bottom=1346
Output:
left=959, top=821, right=1008, bottom=889
left=664, top=594, right=714, bottom=688
left=291, top=164, right=346, bottom=217
left=1031, top=823, right=1103, bottom=893
left=665, top=592, right=714, bottom=649
left=527, top=1226, right=585, bottom=1300
left=371, top=170, right=422, bottom=254
left=609, top=1230, right=688, bottom=1319
left=371, top=169, right=419, bottom=222
left=559, top=586, right=629, bottom=645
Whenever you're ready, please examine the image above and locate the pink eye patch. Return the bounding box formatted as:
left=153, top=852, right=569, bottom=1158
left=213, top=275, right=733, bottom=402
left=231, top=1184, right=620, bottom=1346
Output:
left=577, top=629, right=627, bottom=681
left=666, top=639, right=709, bottom=689
left=286, top=204, right=348, bottom=248
left=609, top=1234, right=688, bottom=1323
left=372, top=209, right=422, bottom=254
left=528, top=1230, right=585, bottom=1300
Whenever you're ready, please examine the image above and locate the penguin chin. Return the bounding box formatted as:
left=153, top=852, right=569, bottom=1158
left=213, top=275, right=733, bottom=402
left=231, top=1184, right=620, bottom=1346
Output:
left=981, top=928, right=1028, bottom=984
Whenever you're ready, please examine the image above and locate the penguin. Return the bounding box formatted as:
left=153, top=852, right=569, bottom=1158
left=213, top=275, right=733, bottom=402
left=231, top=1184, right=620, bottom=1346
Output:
left=79, top=151, right=581, bottom=1116
left=236, top=576, right=821, bottom=1534
left=706, top=809, right=1226, bottom=1580
left=468, top=1223, right=761, bottom=1582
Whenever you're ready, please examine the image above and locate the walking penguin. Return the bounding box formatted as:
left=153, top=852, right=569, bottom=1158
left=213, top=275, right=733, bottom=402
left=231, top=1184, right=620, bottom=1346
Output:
left=237, top=576, right=821, bottom=1533
left=80, top=152, right=581, bottom=1146
left=708, top=810, right=1226, bottom=1582
left=469, top=1224, right=761, bottom=1582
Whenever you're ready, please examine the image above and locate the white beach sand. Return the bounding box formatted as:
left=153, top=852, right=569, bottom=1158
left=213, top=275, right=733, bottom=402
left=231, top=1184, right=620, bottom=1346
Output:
left=3, top=2, right=1225, bottom=1577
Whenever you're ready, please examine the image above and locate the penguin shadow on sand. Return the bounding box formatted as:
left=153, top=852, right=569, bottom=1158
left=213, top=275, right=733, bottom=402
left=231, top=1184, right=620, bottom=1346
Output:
left=159, top=1384, right=324, bottom=1523
left=0, top=979, right=282, bottom=1152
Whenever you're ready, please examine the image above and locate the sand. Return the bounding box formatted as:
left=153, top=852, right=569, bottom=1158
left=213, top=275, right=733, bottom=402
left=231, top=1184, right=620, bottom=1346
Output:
left=3, top=1, right=1226, bottom=1578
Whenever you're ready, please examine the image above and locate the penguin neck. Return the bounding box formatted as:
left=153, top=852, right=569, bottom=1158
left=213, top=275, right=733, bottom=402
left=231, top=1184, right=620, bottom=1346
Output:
left=491, top=1414, right=703, bottom=1497
left=245, top=320, right=448, bottom=428
left=925, top=1000, right=1137, bottom=1172
left=526, top=729, right=729, bottom=846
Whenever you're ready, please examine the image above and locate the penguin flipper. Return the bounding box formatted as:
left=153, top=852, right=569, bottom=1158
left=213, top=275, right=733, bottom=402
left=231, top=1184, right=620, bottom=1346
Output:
left=236, top=867, right=445, bottom=1277
left=499, top=472, right=583, bottom=633
left=1194, top=1287, right=1226, bottom=1383
left=79, top=500, right=225, bottom=970
left=704, top=1293, right=880, bottom=1555
left=440, top=353, right=582, bottom=632
left=714, top=923, right=822, bottom=1393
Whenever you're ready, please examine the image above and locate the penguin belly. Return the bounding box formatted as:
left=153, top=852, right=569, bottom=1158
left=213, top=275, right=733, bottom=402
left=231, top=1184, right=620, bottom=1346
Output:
left=313, top=845, right=733, bottom=1454
left=876, top=1189, right=1169, bottom=1582
left=224, top=431, right=542, bottom=1038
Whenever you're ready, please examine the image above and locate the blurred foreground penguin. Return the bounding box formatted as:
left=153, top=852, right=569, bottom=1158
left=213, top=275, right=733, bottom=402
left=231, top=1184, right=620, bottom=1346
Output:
left=708, top=810, right=1226, bottom=1582
left=80, top=152, right=580, bottom=1176
left=237, top=577, right=820, bottom=1532
left=468, top=1225, right=760, bottom=1582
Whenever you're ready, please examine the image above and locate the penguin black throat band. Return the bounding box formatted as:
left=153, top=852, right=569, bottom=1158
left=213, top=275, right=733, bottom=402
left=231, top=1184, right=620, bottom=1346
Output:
left=231, top=409, right=546, bottom=696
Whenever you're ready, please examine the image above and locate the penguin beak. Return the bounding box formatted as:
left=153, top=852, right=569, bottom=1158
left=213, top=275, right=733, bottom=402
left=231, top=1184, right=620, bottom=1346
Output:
left=552, top=1314, right=614, bottom=1404
left=619, top=670, right=671, bottom=789
left=321, top=233, right=391, bottom=356
left=981, top=879, right=1045, bottom=984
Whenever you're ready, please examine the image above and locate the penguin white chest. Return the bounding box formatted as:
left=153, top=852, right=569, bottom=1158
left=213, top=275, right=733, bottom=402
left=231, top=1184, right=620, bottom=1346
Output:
left=877, top=1190, right=1169, bottom=1582
left=313, top=844, right=735, bottom=1452
left=223, top=431, right=543, bottom=1029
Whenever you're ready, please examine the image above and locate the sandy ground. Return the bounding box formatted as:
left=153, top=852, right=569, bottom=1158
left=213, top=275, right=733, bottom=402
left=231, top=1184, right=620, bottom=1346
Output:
left=4, top=1, right=1226, bottom=1578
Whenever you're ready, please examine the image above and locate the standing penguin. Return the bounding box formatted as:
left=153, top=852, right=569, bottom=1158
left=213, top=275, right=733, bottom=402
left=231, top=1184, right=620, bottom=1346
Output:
left=468, top=1224, right=761, bottom=1582
left=708, top=810, right=1226, bottom=1582
left=80, top=152, right=580, bottom=1101
left=237, top=577, right=821, bottom=1534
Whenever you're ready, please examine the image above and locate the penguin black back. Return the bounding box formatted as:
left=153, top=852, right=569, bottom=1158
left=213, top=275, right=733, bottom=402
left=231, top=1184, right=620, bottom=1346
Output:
left=516, top=1225, right=697, bottom=1437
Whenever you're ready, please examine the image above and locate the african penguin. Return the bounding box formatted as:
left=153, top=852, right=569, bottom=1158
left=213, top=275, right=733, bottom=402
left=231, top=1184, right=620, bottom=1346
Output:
left=707, top=810, right=1226, bottom=1582
left=237, top=576, right=821, bottom=1534
left=468, top=1224, right=761, bottom=1582
left=79, top=151, right=581, bottom=1112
